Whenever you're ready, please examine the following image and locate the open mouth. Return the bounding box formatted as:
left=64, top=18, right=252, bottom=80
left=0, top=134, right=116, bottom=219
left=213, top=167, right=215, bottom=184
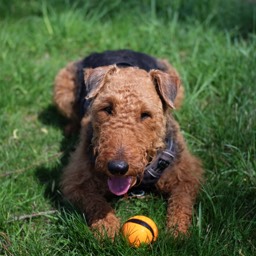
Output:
left=107, top=176, right=134, bottom=196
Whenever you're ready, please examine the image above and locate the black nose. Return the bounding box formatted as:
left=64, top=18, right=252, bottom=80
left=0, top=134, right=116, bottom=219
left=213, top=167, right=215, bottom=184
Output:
left=107, top=160, right=129, bottom=175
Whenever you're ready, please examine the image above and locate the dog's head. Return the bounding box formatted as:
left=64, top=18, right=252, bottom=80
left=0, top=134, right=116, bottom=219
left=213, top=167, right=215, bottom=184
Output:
left=82, top=65, right=180, bottom=195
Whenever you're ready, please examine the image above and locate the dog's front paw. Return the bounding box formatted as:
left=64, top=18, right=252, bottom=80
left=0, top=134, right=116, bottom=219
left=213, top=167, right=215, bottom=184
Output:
left=91, top=212, right=121, bottom=240
left=167, top=214, right=191, bottom=237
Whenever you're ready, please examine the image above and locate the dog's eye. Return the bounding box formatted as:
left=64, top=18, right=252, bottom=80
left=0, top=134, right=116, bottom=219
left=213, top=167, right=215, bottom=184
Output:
left=102, top=106, right=113, bottom=115
left=141, top=112, right=152, bottom=120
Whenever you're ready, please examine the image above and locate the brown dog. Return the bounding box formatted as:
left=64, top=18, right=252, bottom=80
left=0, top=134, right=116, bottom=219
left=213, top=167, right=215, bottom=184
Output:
left=54, top=50, right=203, bottom=239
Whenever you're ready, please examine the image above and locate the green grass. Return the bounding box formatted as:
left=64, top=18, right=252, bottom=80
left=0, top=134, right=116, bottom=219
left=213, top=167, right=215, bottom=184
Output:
left=0, top=0, right=255, bottom=255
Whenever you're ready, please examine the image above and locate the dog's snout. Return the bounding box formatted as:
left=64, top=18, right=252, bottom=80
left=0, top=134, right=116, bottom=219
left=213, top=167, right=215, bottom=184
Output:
left=108, top=160, right=129, bottom=175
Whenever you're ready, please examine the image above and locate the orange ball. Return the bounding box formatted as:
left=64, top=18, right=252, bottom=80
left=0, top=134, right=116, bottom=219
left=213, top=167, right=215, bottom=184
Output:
left=121, top=215, right=158, bottom=247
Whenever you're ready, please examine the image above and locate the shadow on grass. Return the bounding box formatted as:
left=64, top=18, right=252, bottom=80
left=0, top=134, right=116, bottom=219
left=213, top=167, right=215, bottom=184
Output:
left=35, top=104, right=79, bottom=210
left=38, top=105, right=65, bottom=128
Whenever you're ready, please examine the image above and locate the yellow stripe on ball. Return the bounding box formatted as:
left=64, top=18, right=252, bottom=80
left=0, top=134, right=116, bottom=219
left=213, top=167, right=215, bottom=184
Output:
left=121, top=215, right=158, bottom=247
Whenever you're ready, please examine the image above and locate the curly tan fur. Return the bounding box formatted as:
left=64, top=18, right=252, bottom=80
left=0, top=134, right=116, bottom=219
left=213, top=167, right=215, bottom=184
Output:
left=54, top=56, right=203, bottom=239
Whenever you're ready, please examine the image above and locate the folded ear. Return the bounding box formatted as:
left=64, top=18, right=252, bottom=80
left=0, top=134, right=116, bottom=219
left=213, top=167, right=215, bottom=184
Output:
left=84, top=65, right=117, bottom=100
left=149, top=69, right=180, bottom=109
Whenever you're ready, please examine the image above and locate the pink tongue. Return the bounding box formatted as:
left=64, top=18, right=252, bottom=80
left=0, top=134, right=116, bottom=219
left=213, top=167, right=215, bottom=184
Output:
left=107, top=176, right=131, bottom=196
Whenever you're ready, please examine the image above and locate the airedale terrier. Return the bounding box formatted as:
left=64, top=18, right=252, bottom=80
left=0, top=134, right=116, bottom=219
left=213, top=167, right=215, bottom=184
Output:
left=54, top=50, right=203, bottom=239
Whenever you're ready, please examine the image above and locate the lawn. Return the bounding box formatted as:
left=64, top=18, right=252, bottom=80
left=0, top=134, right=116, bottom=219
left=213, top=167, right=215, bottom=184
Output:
left=0, top=0, right=255, bottom=255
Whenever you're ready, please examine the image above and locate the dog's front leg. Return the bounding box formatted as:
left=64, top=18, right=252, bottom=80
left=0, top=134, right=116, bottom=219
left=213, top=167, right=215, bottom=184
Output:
left=80, top=186, right=121, bottom=239
left=166, top=181, right=199, bottom=236
left=61, top=165, right=120, bottom=239
left=158, top=153, right=203, bottom=237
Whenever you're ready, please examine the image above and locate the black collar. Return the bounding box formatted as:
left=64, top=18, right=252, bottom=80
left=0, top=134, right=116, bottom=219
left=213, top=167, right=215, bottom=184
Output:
left=135, top=137, right=176, bottom=188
